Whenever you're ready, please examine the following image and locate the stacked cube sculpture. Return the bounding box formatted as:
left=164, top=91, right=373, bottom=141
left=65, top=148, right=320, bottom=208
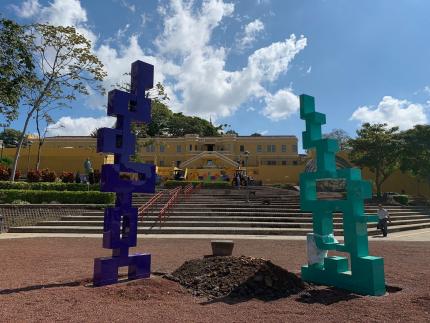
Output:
left=299, top=94, right=386, bottom=296
left=93, top=60, right=156, bottom=286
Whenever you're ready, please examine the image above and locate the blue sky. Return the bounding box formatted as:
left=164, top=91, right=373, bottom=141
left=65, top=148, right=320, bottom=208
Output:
left=2, top=0, right=430, bottom=144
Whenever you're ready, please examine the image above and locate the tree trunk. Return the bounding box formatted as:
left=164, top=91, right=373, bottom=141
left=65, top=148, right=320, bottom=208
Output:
left=9, top=112, right=33, bottom=181
left=375, top=169, right=381, bottom=198
left=35, top=109, right=42, bottom=171
left=36, top=141, right=43, bottom=171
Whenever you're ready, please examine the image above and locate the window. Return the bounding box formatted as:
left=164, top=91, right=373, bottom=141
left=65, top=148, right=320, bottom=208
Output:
left=240, top=145, right=244, bottom=152
left=159, top=160, right=165, bottom=166
left=176, top=145, right=182, bottom=153
left=145, top=144, right=155, bottom=153
left=189, top=144, right=192, bottom=151
left=281, top=160, right=287, bottom=166
left=195, top=145, right=198, bottom=151
left=257, top=144, right=262, bottom=153
left=281, top=144, right=287, bottom=153
left=292, top=144, right=298, bottom=153
left=159, top=144, right=165, bottom=153
left=267, top=144, right=276, bottom=153
left=267, top=160, right=277, bottom=166
left=293, top=160, right=298, bottom=165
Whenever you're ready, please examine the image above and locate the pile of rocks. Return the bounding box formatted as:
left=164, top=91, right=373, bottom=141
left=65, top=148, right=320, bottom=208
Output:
left=167, top=255, right=305, bottom=300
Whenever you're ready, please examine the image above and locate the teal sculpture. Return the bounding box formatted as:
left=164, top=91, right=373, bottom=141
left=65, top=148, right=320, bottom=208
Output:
left=299, top=94, right=386, bottom=296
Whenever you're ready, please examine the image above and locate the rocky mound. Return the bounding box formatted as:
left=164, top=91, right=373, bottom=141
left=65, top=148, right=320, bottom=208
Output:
left=167, top=255, right=305, bottom=300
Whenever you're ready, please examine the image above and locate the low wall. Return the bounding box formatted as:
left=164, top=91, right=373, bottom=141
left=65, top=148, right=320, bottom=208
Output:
left=0, top=204, right=104, bottom=232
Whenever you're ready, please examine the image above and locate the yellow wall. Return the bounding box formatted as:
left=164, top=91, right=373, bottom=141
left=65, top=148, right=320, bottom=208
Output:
left=2, top=135, right=428, bottom=198
left=2, top=147, right=108, bottom=174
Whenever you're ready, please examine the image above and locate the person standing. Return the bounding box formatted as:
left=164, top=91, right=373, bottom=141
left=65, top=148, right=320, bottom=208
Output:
left=377, top=204, right=391, bottom=237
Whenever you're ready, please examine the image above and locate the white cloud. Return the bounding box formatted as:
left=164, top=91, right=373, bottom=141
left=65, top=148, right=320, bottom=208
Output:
left=119, top=0, right=135, bottom=12
left=246, top=107, right=255, bottom=112
left=238, top=19, right=264, bottom=49
left=14, top=0, right=306, bottom=122
left=262, top=88, right=299, bottom=121
left=46, top=116, right=116, bottom=136
left=12, top=0, right=97, bottom=45
left=10, top=0, right=40, bottom=18
left=258, top=129, right=268, bottom=135
left=350, top=96, right=428, bottom=130
left=424, top=86, right=430, bottom=95
left=306, top=66, right=312, bottom=74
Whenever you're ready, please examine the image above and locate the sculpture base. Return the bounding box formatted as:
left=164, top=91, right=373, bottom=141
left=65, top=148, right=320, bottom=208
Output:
left=301, top=255, right=386, bottom=296
left=93, top=253, right=151, bottom=287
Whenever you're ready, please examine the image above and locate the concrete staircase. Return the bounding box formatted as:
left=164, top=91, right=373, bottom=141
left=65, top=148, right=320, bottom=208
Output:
left=8, top=187, right=430, bottom=236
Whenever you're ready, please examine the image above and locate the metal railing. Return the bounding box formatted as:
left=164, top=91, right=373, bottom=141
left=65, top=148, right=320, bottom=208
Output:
left=158, top=186, right=182, bottom=223
left=138, top=191, right=164, bottom=219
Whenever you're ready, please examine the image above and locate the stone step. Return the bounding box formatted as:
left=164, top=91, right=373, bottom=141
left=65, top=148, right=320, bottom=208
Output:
left=61, top=214, right=430, bottom=222
left=37, top=218, right=430, bottom=229
left=8, top=222, right=430, bottom=235
left=82, top=209, right=430, bottom=217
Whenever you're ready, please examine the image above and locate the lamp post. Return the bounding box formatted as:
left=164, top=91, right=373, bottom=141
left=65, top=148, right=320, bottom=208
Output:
left=26, top=140, right=33, bottom=174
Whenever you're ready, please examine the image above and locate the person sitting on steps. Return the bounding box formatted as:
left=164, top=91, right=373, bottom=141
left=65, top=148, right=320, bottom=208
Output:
left=377, top=204, right=391, bottom=237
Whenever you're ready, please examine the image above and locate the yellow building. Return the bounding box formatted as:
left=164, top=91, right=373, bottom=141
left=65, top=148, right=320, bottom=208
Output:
left=2, top=134, right=429, bottom=197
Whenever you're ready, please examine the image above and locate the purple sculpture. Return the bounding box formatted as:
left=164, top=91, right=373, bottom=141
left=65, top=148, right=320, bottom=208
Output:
left=93, top=60, right=156, bottom=286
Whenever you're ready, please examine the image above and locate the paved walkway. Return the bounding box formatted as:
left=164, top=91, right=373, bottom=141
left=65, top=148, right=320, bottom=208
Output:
left=1, top=228, right=429, bottom=241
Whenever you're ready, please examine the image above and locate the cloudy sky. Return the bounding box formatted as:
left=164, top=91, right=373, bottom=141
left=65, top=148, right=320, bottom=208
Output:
left=3, top=0, right=430, bottom=143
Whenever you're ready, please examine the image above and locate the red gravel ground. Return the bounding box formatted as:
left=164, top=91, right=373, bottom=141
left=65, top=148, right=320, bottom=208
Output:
left=0, top=238, right=429, bottom=322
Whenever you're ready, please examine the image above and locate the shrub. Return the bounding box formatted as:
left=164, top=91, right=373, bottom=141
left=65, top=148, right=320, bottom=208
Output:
left=41, top=169, right=57, bottom=182
left=0, top=157, right=12, bottom=167
left=0, top=166, right=9, bottom=181
left=88, top=171, right=95, bottom=184
left=164, top=180, right=230, bottom=189
left=75, top=172, right=81, bottom=183
left=60, top=171, right=74, bottom=183
left=27, top=170, right=41, bottom=182
left=0, top=181, right=100, bottom=191
left=11, top=199, right=31, bottom=205
left=0, top=166, right=19, bottom=181
left=0, top=189, right=114, bottom=204
left=93, top=169, right=101, bottom=183
left=393, top=194, right=409, bottom=205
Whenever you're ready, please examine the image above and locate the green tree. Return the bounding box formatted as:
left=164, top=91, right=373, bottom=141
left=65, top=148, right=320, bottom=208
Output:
left=323, top=128, right=351, bottom=150
left=0, top=128, right=23, bottom=147
left=349, top=123, right=401, bottom=197
left=0, top=18, right=34, bottom=124
left=225, top=129, right=239, bottom=135
left=9, top=23, right=106, bottom=181
left=250, top=132, right=261, bottom=136
left=399, top=124, right=430, bottom=186
left=34, top=111, right=59, bottom=170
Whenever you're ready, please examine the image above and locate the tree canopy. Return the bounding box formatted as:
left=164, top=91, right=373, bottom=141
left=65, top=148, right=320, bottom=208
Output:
left=399, top=124, right=430, bottom=185
left=0, top=128, right=23, bottom=147
left=323, top=128, right=351, bottom=150
left=0, top=18, right=34, bottom=125
left=7, top=22, right=106, bottom=180
left=349, top=123, right=401, bottom=197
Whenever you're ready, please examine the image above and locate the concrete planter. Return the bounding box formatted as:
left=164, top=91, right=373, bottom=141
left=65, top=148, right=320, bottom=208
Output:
left=211, top=240, right=234, bottom=256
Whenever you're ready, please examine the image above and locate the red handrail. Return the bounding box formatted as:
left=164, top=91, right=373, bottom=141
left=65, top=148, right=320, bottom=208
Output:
left=159, top=187, right=182, bottom=222
left=138, top=191, right=164, bottom=219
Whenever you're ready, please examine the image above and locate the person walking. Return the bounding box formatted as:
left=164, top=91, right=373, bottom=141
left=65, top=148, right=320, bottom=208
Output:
left=377, top=204, right=391, bottom=237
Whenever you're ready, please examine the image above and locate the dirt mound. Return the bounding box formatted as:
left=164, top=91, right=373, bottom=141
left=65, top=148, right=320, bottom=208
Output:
left=167, top=255, right=305, bottom=300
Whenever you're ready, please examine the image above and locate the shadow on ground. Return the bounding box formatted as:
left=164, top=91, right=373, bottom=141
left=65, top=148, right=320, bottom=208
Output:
left=0, top=280, right=86, bottom=295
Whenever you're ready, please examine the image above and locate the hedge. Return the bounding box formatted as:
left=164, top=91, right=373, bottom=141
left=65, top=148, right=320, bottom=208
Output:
left=0, top=189, right=114, bottom=204
left=164, top=180, right=231, bottom=189
left=0, top=181, right=100, bottom=191
left=393, top=194, right=409, bottom=205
